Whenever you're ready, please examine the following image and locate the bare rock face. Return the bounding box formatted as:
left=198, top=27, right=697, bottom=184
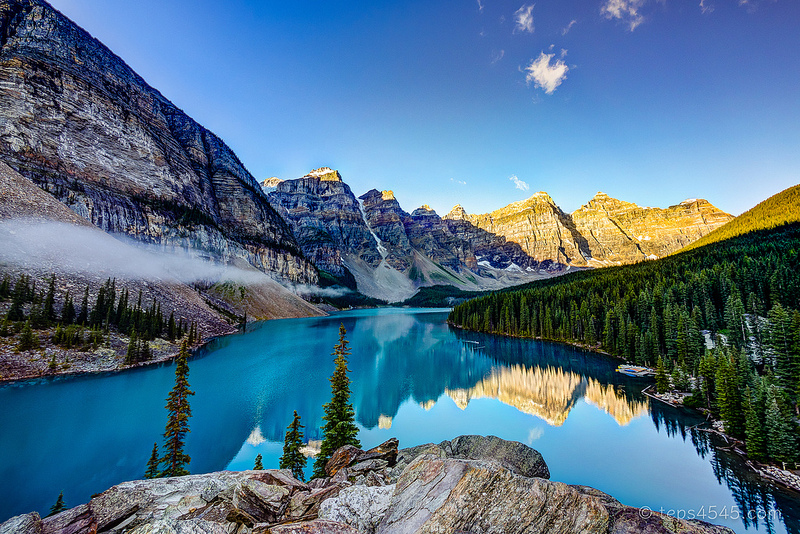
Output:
left=359, top=189, right=414, bottom=272
left=443, top=205, right=554, bottom=272
left=570, top=193, right=734, bottom=265
left=0, top=0, right=316, bottom=284
left=456, top=192, right=585, bottom=265
left=392, top=434, right=550, bottom=480
left=268, top=169, right=382, bottom=278
left=376, top=456, right=610, bottom=534
left=404, top=205, right=473, bottom=271
left=0, top=436, right=735, bottom=534
left=456, top=192, right=733, bottom=267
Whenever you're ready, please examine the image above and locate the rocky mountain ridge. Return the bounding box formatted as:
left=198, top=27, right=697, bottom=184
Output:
left=0, top=0, right=316, bottom=286
left=0, top=435, right=734, bottom=534
left=452, top=191, right=733, bottom=267
left=263, top=169, right=731, bottom=302
left=265, top=171, right=555, bottom=302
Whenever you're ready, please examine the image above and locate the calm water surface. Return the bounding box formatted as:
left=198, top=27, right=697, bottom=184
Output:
left=1, top=308, right=798, bottom=533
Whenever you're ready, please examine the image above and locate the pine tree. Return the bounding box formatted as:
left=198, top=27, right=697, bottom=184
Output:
left=312, top=324, right=360, bottom=479
left=744, top=385, right=767, bottom=461
left=61, top=291, right=76, bottom=325
left=167, top=312, right=176, bottom=342
left=43, top=276, right=56, bottom=323
left=46, top=491, right=66, bottom=517
left=280, top=410, right=307, bottom=481
left=655, top=356, right=670, bottom=394
left=16, top=320, right=38, bottom=352
left=77, top=286, right=89, bottom=325
left=716, top=350, right=745, bottom=438
left=126, top=330, right=139, bottom=364
left=144, top=443, right=160, bottom=479
left=765, top=387, right=797, bottom=465
left=0, top=314, right=9, bottom=337
left=0, top=275, right=9, bottom=300
left=254, top=453, right=264, bottom=470
left=160, top=341, right=194, bottom=477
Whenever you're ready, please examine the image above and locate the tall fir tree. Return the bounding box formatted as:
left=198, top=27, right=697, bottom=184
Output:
left=744, top=385, right=767, bottom=461
left=160, top=340, right=194, bottom=477
left=47, top=491, right=66, bottom=517
left=144, top=443, right=160, bottom=479
left=280, top=410, right=307, bottom=481
left=43, top=275, right=56, bottom=322
left=655, top=356, right=670, bottom=394
left=254, top=453, right=264, bottom=470
left=765, top=387, right=797, bottom=465
left=312, top=324, right=360, bottom=479
left=77, top=286, right=89, bottom=325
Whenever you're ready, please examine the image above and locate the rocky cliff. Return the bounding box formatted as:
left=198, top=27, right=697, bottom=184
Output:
left=266, top=170, right=554, bottom=302
left=0, top=162, right=323, bottom=380
left=267, top=168, right=382, bottom=278
left=0, top=0, right=316, bottom=285
left=452, top=192, right=733, bottom=267
left=0, top=436, right=734, bottom=534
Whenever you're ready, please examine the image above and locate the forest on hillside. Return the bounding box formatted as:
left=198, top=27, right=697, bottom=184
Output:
left=449, top=223, right=800, bottom=465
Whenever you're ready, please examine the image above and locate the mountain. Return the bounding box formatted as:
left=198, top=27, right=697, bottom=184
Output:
left=682, top=183, right=800, bottom=252
left=0, top=0, right=316, bottom=286
left=266, top=168, right=382, bottom=279
left=267, top=171, right=554, bottom=302
left=264, top=167, right=733, bottom=302
left=451, top=192, right=733, bottom=267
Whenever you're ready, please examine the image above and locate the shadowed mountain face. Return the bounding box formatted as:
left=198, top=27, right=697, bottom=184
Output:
left=0, top=0, right=316, bottom=284
left=266, top=171, right=556, bottom=302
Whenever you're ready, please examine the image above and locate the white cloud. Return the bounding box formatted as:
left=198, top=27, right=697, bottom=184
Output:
left=524, top=51, right=569, bottom=94
left=509, top=175, right=529, bottom=191
left=514, top=4, right=535, bottom=33
left=491, top=49, right=505, bottom=64
left=601, top=0, right=646, bottom=31
left=477, top=0, right=484, bottom=12
left=562, top=19, right=578, bottom=35
left=699, top=0, right=714, bottom=13
left=450, top=177, right=467, bottom=185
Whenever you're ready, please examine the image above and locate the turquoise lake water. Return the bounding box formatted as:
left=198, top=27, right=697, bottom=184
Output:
left=1, top=308, right=798, bottom=533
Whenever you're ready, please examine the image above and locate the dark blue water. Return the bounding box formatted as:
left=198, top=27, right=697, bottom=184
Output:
left=1, top=309, right=797, bottom=533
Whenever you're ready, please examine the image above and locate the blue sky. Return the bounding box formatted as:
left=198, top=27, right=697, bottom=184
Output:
left=47, top=0, right=799, bottom=216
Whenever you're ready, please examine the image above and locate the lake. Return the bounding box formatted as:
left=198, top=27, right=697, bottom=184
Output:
left=1, top=308, right=798, bottom=533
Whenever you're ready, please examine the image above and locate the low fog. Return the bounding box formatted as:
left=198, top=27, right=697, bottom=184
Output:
left=0, top=219, right=353, bottom=298
left=0, top=219, right=266, bottom=287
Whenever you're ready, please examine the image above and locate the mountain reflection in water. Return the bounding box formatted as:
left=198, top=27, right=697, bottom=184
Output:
left=0, top=309, right=797, bottom=533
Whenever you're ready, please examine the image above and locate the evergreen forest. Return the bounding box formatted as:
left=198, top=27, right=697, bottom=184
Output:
left=449, top=222, right=800, bottom=465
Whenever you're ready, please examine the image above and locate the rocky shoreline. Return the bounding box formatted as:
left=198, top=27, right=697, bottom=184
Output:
left=1, top=435, right=735, bottom=534
left=0, top=322, right=212, bottom=384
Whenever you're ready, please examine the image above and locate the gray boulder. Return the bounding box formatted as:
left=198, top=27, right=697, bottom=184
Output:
left=319, top=484, right=395, bottom=534
left=392, top=434, right=549, bottom=481
left=0, top=513, right=42, bottom=534
left=377, top=455, right=607, bottom=534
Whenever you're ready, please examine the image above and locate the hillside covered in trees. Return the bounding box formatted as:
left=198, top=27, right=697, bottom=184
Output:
left=683, top=183, right=800, bottom=252
left=449, top=216, right=800, bottom=465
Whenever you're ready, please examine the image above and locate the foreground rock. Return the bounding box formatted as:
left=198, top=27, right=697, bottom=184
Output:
left=1, top=436, right=734, bottom=534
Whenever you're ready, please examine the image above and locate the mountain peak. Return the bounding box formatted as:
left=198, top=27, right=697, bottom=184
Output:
left=412, top=205, right=437, bottom=217
left=305, top=167, right=341, bottom=181
left=444, top=204, right=469, bottom=220
left=382, top=190, right=395, bottom=201
left=261, top=177, right=283, bottom=188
